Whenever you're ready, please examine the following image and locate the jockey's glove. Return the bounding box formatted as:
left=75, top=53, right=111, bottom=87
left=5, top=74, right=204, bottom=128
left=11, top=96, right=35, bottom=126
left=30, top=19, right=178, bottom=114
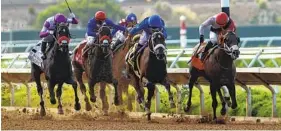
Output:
left=48, top=30, right=54, bottom=35
left=69, top=13, right=75, bottom=18
left=199, top=35, right=204, bottom=43
left=87, top=36, right=95, bottom=46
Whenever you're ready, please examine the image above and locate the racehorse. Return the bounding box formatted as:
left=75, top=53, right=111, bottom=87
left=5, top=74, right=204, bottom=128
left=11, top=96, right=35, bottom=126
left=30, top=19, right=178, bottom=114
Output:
left=184, top=30, right=240, bottom=121
left=125, top=31, right=175, bottom=120
left=30, top=23, right=80, bottom=116
left=99, top=33, right=141, bottom=111
left=72, top=26, right=119, bottom=115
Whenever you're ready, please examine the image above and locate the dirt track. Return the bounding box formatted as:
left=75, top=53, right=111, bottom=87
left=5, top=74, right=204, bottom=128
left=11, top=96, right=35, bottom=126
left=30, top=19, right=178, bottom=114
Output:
left=2, top=107, right=281, bottom=130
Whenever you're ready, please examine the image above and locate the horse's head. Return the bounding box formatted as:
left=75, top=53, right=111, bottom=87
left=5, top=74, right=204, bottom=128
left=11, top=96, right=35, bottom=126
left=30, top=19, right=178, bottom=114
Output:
left=54, top=23, right=71, bottom=53
left=149, top=32, right=167, bottom=60
left=97, top=26, right=111, bottom=53
left=218, top=30, right=240, bottom=60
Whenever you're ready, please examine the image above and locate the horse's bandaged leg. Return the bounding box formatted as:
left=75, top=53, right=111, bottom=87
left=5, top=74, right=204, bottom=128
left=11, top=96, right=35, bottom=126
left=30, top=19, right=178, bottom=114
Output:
left=221, top=85, right=230, bottom=98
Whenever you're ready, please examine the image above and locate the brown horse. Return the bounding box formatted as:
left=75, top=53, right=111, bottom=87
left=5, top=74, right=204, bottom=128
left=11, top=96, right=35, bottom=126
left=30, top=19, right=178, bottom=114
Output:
left=184, top=30, right=240, bottom=121
left=72, top=26, right=119, bottom=115
left=125, top=32, right=175, bottom=120
left=98, top=34, right=140, bottom=111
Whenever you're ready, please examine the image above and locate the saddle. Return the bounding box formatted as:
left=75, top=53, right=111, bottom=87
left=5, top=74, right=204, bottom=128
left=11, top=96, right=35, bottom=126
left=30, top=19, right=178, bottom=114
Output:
left=191, top=42, right=217, bottom=70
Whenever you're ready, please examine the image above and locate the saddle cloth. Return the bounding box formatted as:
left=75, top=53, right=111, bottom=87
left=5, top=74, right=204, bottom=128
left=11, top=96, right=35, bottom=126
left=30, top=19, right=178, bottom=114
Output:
left=73, top=40, right=87, bottom=66
left=28, top=41, right=44, bottom=69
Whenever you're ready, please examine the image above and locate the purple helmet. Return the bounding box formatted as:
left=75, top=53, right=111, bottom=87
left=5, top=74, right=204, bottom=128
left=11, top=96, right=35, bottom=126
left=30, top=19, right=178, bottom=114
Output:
left=54, top=13, right=67, bottom=23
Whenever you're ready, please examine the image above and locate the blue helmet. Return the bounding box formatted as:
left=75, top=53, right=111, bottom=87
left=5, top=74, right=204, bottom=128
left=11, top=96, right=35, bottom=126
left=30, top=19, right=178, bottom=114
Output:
left=148, top=15, right=162, bottom=28
left=126, top=13, right=137, bottom=23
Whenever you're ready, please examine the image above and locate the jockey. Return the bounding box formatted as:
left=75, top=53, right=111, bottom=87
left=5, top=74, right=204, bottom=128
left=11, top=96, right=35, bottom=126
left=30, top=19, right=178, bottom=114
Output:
left=39, top=13, right=78, bottom=60
left=199, top=12, right=236, bottom=60
left=83, top=11, right=126, bottom=55
left=125, top=14, right=167, bottom=65
left=111, top=13, right=138, bottom=50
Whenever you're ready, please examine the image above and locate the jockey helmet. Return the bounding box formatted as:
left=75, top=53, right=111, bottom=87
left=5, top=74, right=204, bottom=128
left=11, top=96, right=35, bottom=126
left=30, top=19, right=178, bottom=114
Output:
left=54, top=13, right=67, bottom=23
left=148, top=15, right=162, bottom=28
left=126, top=13, right=137, bottom=23
left=215, top=12, right=229, bottom=26
left=95, top=11, right=106, bottom=21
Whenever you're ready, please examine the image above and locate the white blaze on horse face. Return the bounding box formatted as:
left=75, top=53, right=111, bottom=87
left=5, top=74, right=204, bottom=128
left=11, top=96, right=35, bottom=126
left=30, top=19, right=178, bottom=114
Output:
left=153, top=44, right=166, bottom=52
left=230, top=45, right=239, bottom=51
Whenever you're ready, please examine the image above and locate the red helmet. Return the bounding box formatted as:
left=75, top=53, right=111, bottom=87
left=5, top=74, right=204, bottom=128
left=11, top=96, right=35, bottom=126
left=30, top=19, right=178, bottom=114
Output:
left=95, top=11, right=106, bottom=21
left=216, top=12, right=229, bottom=26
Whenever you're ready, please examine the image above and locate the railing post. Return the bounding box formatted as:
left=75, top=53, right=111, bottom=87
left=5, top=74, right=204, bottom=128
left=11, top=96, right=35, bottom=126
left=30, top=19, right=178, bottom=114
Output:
left=248, top=49, right=263, bottom=68
left=24, top=83, right=31, bottom=107
left=9, top=83, right=15, bottom=106
left=241, top=85, right=252, bottom=117
left=154, top=87, right=160, bottom=113
left=169, top=49, right=185, bottom=68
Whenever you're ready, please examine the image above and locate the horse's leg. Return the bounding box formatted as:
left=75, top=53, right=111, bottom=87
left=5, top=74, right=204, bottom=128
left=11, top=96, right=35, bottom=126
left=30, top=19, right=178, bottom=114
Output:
left=161, top=79, right=175, bottom=108
left=125, top=85, right=133, bottom=111
left=210, top=82, right=218, bottom=120
left=112, top=79, right=120, bottom=106
left=65, top=75, right=81, bottom=111
left=132, top=74, right=144, bottom=104
left=218, top=89, right=227, bottom=116
left=228, top=82, right=237, bottom=109
left=184, top=74, right=198, bottom=112
left=89, top=79, right=97, bottom=103
left=99, top=82, right=109, bottom=115
left=145, top=82, right=155, bottom=121
left=73, top=63, right=91, bottom=111
left=56, top=82, right=64, bottom=114
left=31, top=64, right=45, bottom=116
left=47, top=80, right=56, bottom=104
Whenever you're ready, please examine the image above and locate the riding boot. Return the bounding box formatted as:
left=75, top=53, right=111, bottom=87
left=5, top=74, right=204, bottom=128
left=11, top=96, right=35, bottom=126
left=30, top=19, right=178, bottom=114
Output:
left=41, top=41, right=47, bottom=60
left=201, top=41, right=213, bottom=61
left=111, top=39, right=122, bottom=50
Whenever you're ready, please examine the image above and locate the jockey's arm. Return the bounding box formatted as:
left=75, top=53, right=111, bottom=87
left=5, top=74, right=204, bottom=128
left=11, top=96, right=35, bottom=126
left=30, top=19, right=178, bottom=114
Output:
left=39, top=21, right=52, bottom=38
left=105, top=19, right=126, bottom=33
left=128, top=19, right=147, bottom=37
left=86, top=19, right=97, bottom=37
left=199, top=17, right=213, bottom=36
left=66, top=13, right=79, bottom=24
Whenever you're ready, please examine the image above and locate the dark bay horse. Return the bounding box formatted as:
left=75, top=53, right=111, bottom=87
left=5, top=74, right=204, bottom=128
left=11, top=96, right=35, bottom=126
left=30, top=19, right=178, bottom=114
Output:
left=184, top=30, right=240, bottom=120
left=72, top=26, right=119, bottom=115
left=125, top=32, right=175, bottom=120
left=99, top=34, right=141, bottom=111
left=30, top=23, right=80, bottom=116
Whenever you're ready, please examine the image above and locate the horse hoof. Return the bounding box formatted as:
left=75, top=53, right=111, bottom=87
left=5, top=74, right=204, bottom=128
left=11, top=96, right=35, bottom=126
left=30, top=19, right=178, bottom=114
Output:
left=40, top=109, right=46, bottom=116
left=170, top=102, right=176, bottom=108
left=58, top=109, right=64, bottom=115
left=184, top=106, right=191, bottom=113
left=231, top=103, right=237, bottom=109
left=85, top=103, right=92, bottom=111
left=75, top=103, right=81, bottom=111
left=90, top=96, right=96, bottom=103
left=50, top=99, right=56, bottom=105
left=220, top=109, right=227, bottom=116
left=103, top=110, right=109, bottom=116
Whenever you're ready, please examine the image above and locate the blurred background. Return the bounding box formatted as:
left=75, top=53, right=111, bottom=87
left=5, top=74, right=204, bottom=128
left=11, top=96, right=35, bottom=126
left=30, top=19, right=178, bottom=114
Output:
left=1, top=0, right=281, bottom=41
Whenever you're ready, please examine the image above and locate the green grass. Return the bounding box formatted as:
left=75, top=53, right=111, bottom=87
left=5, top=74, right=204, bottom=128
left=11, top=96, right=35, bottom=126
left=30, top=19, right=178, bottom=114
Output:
left=2, top=83, right=280, bottom=117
